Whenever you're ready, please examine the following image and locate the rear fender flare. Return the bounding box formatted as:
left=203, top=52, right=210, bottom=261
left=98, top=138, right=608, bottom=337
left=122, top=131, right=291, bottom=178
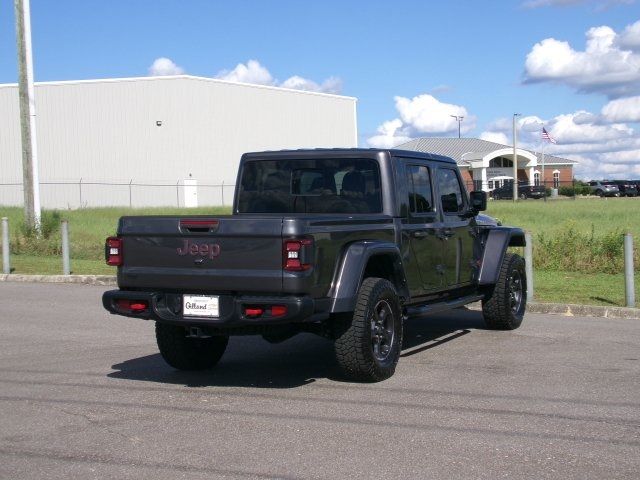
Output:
left=478, top=227, right=525, bottom=285
left=329, top=241, right=408, bottom=313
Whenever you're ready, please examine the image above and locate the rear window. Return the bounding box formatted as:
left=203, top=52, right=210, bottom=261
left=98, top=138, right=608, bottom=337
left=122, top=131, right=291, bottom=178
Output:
left=237, top=158, right=382, bottom=214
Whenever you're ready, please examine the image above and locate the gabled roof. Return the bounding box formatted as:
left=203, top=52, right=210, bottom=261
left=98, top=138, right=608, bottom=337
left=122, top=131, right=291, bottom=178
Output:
left=396, top=137, right=578, bottom=166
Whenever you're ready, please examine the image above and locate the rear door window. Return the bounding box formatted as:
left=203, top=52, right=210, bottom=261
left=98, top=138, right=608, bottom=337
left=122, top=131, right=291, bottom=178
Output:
left=437, top=168, right=465, bottom=214
left=406, top=165, right=433, bottom=214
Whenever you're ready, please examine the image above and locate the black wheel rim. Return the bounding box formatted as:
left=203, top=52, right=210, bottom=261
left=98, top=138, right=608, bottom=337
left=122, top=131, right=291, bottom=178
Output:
left=509, top=270, right=524, bottom=314
left=371, top=299, right=395, bottom=362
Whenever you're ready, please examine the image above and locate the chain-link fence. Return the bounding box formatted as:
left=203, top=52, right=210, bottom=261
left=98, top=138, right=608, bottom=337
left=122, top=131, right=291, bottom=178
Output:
left=0, top=180, right=235, bottom=209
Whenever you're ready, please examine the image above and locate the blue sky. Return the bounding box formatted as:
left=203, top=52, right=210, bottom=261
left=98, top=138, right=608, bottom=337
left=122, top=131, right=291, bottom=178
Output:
left=1, top=0, right=639, bottom=178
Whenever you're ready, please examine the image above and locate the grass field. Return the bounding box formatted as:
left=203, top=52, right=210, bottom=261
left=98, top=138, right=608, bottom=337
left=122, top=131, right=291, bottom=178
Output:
left=486, top=196, right=640, bottom=238
left=1, top=198, right=639, bottom=306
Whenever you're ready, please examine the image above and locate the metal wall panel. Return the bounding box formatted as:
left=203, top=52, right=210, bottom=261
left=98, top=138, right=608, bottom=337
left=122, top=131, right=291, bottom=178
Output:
left=0, top=76, right=357, bottom=208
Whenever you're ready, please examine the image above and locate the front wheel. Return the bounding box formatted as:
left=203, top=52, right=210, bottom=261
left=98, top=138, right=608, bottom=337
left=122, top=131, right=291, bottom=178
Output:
left=333, top=278, right=403, bottom=382
left=482, top=253, right=526, bottom=330
left=156, top=322, right=228, bottom=370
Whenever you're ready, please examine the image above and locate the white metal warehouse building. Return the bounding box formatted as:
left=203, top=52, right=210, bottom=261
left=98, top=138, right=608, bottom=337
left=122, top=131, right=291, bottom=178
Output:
left=0, top=75, right=357, bottom=208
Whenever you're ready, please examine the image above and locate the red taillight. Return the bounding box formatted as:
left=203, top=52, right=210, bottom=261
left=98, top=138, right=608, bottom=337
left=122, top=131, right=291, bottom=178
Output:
left=244, top=307, right=264, bottom=317
left=271, top=305, right=288, bottom=317
left=115, top=299, right=148, bottom=313
left=179, top=219, right=219, bottom=232
left=283, top=238, right=313, bottom=271
left=106, top=237, right=123, bottom=266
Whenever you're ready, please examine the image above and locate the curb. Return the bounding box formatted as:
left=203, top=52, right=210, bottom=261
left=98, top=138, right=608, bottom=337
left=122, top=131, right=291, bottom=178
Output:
left=466, top=301, right=640, bottom=320
left=1, top=274, right=638, bottom=320
left=525, top=302, right=640, bottom=320
left=0, top=274, right=116, bottom=286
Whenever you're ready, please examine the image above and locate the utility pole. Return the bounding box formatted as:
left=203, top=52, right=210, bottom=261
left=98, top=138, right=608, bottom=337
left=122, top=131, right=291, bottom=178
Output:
left=512, top=113, right=521, bottom=203
left=450, top=115, right=463, bottom=139
left=14, top=0, right=41, bottom=231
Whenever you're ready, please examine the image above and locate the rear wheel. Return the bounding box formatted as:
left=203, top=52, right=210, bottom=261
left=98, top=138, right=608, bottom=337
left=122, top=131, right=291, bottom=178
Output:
left=596, top=190, right=604, bottom=197
left=519, top=192, right=528, bottom=200
left=156, top=322, right=228, bottom=370
left=482, top=253, right=526, bottom=330
left=333, top=278, right=403, bottom=382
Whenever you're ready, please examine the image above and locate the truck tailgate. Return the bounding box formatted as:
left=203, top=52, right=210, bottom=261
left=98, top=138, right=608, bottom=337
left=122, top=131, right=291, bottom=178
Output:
left=116, top=216, right=284, bottom=292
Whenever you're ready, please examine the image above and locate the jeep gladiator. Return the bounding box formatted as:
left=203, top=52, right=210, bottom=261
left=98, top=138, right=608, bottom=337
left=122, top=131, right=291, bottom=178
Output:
left=103, top=149, right=527, bottom=382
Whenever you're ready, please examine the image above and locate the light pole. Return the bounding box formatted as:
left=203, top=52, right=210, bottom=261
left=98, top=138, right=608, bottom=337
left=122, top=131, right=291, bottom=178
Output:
left=512, top=113, right=521, bottom=202
left=450, top=115, right=463, bottom=139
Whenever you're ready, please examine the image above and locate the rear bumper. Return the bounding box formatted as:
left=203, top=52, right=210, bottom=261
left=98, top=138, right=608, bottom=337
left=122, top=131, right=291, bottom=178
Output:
left=102, top=290, right=316, bottom=327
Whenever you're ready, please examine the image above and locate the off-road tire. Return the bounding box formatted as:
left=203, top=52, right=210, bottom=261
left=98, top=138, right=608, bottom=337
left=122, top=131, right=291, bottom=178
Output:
left=156, top=322, right=228, bottom=370
left=482, top=253, right=526, bottom=330
left=333, top=277, right=403, bottom=382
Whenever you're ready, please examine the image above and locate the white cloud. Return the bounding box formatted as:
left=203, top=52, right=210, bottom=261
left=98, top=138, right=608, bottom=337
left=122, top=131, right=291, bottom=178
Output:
left=280, top=75, right=342, bottom=94
left=524, top=22, right=640, bottom=97
left=618, top=20, right=640, bottom=51
left=601, top=96, right=640, bottom=122
left=395, top=94, right=476, bottom=135
left=366, top=93, right=476, bottom=147
left=148, top=57, right=184, bottom=76
left=215, top=59, right=274, bottom=85
left=599, top=149, right=640, bottom=163
left=479, top=131, right=509, bottom=144
left=215, top=59, right=342, bottom=94
left=482, top=109, right=640, bottom=179
left=367, top=119, right=412, bottom=148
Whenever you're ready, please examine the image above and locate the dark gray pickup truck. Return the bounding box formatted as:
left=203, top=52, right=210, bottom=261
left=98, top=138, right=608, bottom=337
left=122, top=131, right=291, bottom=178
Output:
left=103, top=149, right=527, bottom=382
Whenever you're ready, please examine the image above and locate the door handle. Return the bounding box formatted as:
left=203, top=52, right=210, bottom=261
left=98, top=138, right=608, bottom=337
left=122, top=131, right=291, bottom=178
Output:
left=412, top=230, right=429, bottom=238
left=436, top=228, right=455, bottom=240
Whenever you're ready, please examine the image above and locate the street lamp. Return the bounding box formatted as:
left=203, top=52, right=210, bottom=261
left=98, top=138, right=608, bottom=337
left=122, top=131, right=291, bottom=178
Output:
left=512, top=113, right=521, bottom=202
left=450, top=115, right=464, bottom=139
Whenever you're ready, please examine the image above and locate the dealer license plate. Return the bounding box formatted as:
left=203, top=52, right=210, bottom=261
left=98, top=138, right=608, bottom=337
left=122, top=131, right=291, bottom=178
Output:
left=183, top=295, right=219, bottom=318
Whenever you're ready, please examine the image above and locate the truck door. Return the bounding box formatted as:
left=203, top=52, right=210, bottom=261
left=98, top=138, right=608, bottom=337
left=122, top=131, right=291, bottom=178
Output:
left=435, top=167, right=475, bottom=287
left=401, top=163, right=443, bottom=294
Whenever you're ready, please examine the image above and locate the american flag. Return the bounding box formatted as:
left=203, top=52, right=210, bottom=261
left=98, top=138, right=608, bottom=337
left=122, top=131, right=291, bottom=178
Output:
left=542, top=127, right=557, bottom=144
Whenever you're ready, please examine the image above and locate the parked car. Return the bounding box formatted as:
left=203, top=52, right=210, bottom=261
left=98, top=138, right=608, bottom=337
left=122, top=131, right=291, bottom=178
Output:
left=610, top=180, right=638, bottom=197
left=588, top=181, right=621, bottom=197
left=491, top=181, right=546, bottom=200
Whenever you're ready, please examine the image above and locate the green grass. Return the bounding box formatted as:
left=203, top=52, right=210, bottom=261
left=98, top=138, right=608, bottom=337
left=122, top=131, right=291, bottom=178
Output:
left=534, top=270, right=639, bottom=307
left=486, top=196, right=640, bottom=238
left=7, top=254, right=114, bottom=275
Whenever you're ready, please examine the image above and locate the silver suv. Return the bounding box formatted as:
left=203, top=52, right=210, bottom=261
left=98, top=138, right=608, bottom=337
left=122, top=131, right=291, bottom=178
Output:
left=588, top=181, right=620, bottom=197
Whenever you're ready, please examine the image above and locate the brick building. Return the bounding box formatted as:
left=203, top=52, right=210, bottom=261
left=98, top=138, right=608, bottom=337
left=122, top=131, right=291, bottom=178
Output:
left=397, top=138, right=577, bottom=191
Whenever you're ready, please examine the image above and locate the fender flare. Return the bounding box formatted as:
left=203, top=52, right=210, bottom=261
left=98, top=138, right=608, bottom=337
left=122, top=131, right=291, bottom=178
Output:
left=478, top=227, right=525, bottom=285
left=329, top=241, right=408, bottom=313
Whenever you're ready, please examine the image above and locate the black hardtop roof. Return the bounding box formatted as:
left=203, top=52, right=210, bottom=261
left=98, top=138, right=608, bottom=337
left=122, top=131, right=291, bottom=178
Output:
left=241, top=148, right=456, bottom=164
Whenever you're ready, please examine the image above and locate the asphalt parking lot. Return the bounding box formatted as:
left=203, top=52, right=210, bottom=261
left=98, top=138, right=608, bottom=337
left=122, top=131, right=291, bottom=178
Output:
left=0, top=282, right=639, bottom=479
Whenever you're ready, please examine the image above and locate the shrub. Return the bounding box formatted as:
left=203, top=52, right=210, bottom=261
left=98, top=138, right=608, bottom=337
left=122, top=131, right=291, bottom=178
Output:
left=533, top=222, right=636, bottom=273
left=12, top=210, right=62, bottom=256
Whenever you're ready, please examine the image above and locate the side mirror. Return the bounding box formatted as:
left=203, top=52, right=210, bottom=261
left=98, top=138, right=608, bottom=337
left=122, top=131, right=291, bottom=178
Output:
left=469, top=191, right=487, bottom=212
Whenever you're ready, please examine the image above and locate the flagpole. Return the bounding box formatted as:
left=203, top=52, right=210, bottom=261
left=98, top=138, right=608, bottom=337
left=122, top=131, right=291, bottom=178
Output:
left=541, top=139, right=545, bottom=190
